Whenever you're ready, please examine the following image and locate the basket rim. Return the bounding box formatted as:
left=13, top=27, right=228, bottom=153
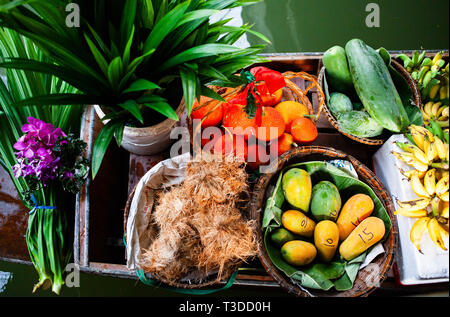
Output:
left=318, top=58, right=421, bottom=146
left=123, top=176, right=244, bottom=290
left=248, top=146, right=398, bottom=297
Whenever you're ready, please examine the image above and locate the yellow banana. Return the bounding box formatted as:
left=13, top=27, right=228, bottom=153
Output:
left=400, top=168, right=426, bottom=179
left=396, top=197, right=431, bottom=211
left=431, top=102, right=442, bottom=117
left=428, top=217, right=447, bottom=251
left=436, top=105, right=446, bottom=118
left=412, top=125, right=434, bottom=142
left=411, top=172, right=431, bottom=197
left=434, top=137, right=447, bottom=160
left=395, top=208, right=428, bottom=218
left=423, top=101, right=434, bottom=117
left=412, top=146, right=430, bottom=165
left=436, top=175, right=449, bottom=197
left=445, top=144, right=449, bottom=162
left=439, top=224, right=449, bottom=247
left=392, top=151, right=429, bottom=172
left=432, top=52, right=443, bottom=65
left=410, top=217, right=430, bottom=253
left=425, top=140, right=438, bottom=162
left=441, top=201, right=449, bottom=218
left=409, top=130, right=426, bottom=151
left=424, top=169, right=436, bottom=196
left=442, top=106, right=449, bottom=119
left=429, top=85, right=440, bottom=100
left=438, top=191, right=449, bottom=202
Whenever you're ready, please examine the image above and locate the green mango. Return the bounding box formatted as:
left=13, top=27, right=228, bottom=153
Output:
left=282, top=168, right=312, bottom=212
left=310, top=181, right=342, bottom=221
left=270, top=228, right=298, bottom=246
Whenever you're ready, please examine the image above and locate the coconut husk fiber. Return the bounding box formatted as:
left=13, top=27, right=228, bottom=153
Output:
left=138, top=152, right=257, bottom=283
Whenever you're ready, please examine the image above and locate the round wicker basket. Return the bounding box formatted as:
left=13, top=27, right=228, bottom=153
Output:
left=318, top=58, right=421, bottom=146
left=248, top=146, right=398, bottom=297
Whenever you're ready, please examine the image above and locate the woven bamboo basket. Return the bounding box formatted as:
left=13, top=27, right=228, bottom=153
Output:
left=248, top=146, right=398, bottom=297
left=188, top=71, right=325, bottom=151
left=123, top=180, right=246, bottom=290
left=318, top=58, right=421, bottom=146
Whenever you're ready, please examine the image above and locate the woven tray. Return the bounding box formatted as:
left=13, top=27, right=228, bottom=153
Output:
left=318, top=58, right=421, bottom=146
left=248, top=146, right=398, bottom=297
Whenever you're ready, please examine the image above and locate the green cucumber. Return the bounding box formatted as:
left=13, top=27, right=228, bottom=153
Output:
left=323, top=46, right=354, bottom=93
left=337, top=110, right=384, bottom=138
left=328, top=92, right=353, bottom=117
left=345, top=39, right=410, bottom=133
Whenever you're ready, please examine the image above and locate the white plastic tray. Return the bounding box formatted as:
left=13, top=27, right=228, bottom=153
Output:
left=373, top=134, right=449, bottom=285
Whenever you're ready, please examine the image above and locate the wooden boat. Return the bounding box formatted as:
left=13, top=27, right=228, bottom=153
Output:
left=1, top=51, right=448, bottom=295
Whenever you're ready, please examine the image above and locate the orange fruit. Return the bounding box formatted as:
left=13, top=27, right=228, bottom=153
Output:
left=276, top=133, right=295, bottom=156
left=247, top=143, right=272, bottom=170
left=274, top=101, right=309, bottom=132
left=213, top=132, right=248, bottom=161
left=222, top=105, right=256, bottom=139
left=254, top=107, right=286, bottom=142
left=191, top=96, right=223, bottom=127
left=200, top=128, right=223, bottom=148
left=290, top=117, right=318, bottom=144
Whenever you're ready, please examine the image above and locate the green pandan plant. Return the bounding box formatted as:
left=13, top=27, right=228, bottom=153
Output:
left=0, top=0, right=269, bottom=177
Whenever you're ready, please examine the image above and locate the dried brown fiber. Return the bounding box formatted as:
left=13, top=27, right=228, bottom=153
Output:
left=139, top=152, right=257, bottom=283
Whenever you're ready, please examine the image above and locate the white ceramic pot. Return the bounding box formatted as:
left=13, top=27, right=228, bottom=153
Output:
left=93, top=100, right=185, bottom=156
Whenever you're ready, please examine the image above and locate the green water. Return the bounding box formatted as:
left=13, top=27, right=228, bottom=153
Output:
left=1, top=0, right=449, bottom=298
left=243, top=0, right=449, bottom=53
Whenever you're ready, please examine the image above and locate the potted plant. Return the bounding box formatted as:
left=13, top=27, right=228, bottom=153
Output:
left=0, top=0, right=269, bottom=178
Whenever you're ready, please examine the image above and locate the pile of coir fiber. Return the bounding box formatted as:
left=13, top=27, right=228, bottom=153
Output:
left=139, top=152, right=257, bottom=283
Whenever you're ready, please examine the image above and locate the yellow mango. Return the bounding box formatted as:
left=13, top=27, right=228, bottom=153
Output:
left=314, top=220, right=339, bottom=262
left=281, top=240, right=317, bottom=266
left=281, top=210, right=316, bottom=238
left=282, top=168, right=312, bottom=212
left=339, top=217, right=385, bottom=261
left=336, top=193, right=374, bottom=241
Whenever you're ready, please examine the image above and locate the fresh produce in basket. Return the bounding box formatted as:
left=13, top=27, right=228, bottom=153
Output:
left=310, top=181, right=342, bottom=221
left=336, top=194, right=375, bottom=241
left=281, top=240, right=317, bottom=266
left=281, top=210, right=316, bottom=238
left=392, top=123, right=449, bottom=252
left=322, top=46, right=354, bottom=93
left=345, top=39, right=410, bottom=133
left=314, top=220, right=340, bottom=262
left=281, top=168, right=312, bottom=212
left=270, top=228, right=299, bottom=246
left=328, top=92, right=353, bottom=117
left=336, top=111, right=384, bottom=138
left=262, top=161, right=391, bottom=291
left=322, top=39, right=424, bottom=142
left=339, top=217, right=385, bottom=261
left=290, top=117, right=318, bottom=145
left=274, top=101, right=310, bottom=131
left=191, top=66, right=321, bottom=169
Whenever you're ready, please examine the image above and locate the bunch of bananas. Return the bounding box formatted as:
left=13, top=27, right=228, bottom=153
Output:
left=398, top=51, right=449, bottom=104
left=421, top=101, right=449, bottom=127
left=392, top=124, right=449, bottom=252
